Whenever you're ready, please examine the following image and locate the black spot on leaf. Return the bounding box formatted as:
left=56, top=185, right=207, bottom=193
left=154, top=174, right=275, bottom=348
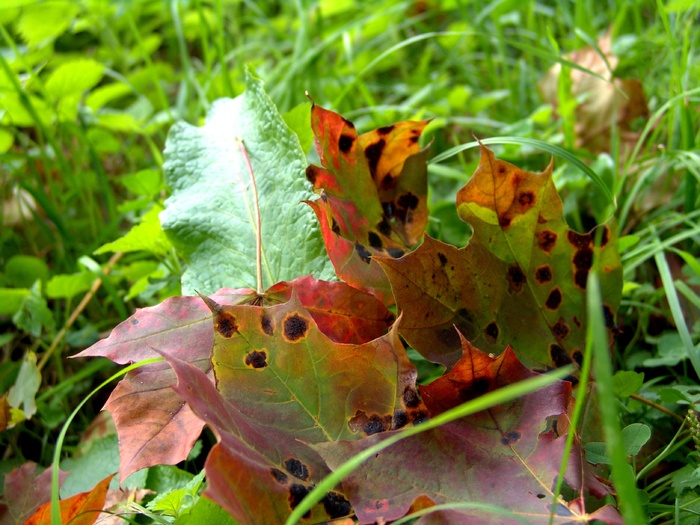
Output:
left=364, top=414, right=387, bottom=435
left=377, top=124, right=395, bottom=135
left=338, top=134, right=354, bottom=153
left=289, top=484, right=310, bottom=514
left=459, top=377, right=491, bottom=402
left=368, top=231, right=383, bottom=249
left=545, top=288, right=562, bottom=310
left=537, top=494, right=546, bottom=499
left=284, top=458, right=309, bottom=481
left=261, top=315, right=273, bottom=335
left=397, top=192, right=419, bottom=210
left=392, top=410, right=408, bottom=429
left=438, top=252, right=447, bottom=266
left=573, top=248, right=593, bottom=271
left=331, top=218, right=340, bottom=234
left=484, top=321, right=499, bottom=341
left=506, top=264, right=526, bottom=293
left=549, top=343, right=572, bottom=367
left=567, top=230, right=592, bottom=249
left=386, top=248, right=404, bottom=258
left=572, top=350, right=583, bottom=367
left=283, top=314, right=309, bottom=342
left=501, top=430, right=521, bottom=445
left=215, top=312, right=238, bottom=338
left=499, top=216, right=512, bottom=228
left=244, top=350, right=267, bottom=369
left=538, top=230, right=557, bottom=253
left=355, top=243, right=372, bottom=264
left=382, top=201, right=395, bottom=218
left=321, top=491, right=352, bottom=519
left=305, top=166, right=317, bottom=184
left=271, top=468, right=288, bottom=484
left=535, top=265, right=552, bottom=284
left=518, top=191, right=535, bottom=206
left=497, top=163, right=507, bottom=175
left=377, top=218, right=392, bottom=236
left=574, top=269, right=589, bottom=289
left=603, top=304, right=615, bottom=328
left=599, top=226, right=610, bottom=247
left=413, top=412, right=430, bottom=425
left=403, top=387, right=420, bottom=408
left=365, top=139, right=385, bottom=178
left=552, top=319, right=570, bottom=340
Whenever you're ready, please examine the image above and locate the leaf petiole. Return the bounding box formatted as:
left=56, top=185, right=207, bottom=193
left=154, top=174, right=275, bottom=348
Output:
left=236, top=138, right=263, bottom=295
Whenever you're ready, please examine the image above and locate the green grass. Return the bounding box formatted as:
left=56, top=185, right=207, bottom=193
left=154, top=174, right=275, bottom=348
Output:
left=1, top=0, right=698, bottom=523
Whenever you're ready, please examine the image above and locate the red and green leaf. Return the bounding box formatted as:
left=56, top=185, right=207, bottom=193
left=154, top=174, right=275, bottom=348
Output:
left=377, top=144, right=622, bottom=368
left=0, top=462, right=68, bottom=525
left=314, top=337, right=619, bottom=525
left=306, top=105, right=430, bottom=302
left=74, top=277, right=395, bottom=481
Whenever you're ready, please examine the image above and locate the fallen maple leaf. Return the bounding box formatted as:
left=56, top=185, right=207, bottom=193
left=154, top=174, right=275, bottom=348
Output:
left=377, top=144, right=622, bottom=369
left=74, top=278, right=396, bottom=481
left=313, top=335, right=620, bottom=525
left=539, top=31, right=648, bottom=153
left=306, top=104, right=430, bottom=303
left=24, top=474, right=114, bottom=525
left=0, top=462, right=68, bottom=525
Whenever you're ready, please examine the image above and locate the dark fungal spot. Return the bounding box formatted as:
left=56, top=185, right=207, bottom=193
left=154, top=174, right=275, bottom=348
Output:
left=439, top=327, right=460, bottom=348
left=599, top=226, right=610, bottom=247
left=552, top=319, right=570, bottom=341
left=567, top=230, right=592, bottom=249
left=413, top=412, right=429, bottom=425
left=305, top=166, right=317, bottom=184
left=397, top=192, right=419, bottom=210
left=545, top=288, right=562, bottom=310
left=501, top=430, right=521, bottom=445
left=497, top=163, right=507, bottom=175
left=438, top=252, right=447, bottom=266
left=573, top=248, right=594, bottom=271
left=537, top=494, right=546, bottom=499
left=518, top=191, right=535, bottom=207
left=377, top=124, right=395, bottom=135
left=380, top=174, right=395, bottom=190
left=320, top=192, right=328, bottom=202
left=403, top=387, right=420, bottom=408
left=535, top=265, right=553, bottom=284
left=215, top=312, right=238, bottom=338
left=365, top=139, right=385, bottom=178
left=331, top=218, right=340, bottom=234
left=377, top=218, right=392, bottom=236
left=572, top=350, right=583, bottom=367
left=382, top=201, right=395, bottom=218
left=321, top=491, right=352, bottom=519
left=549, top=343, right=572, bottom=367
left=338, top=134, right=354, bottom=153
left=283, top=314, right=309, bottom=342
left=368, top=231, right=383, bottom=249
left=261, top=314, right=273, bottom=335
left=574, top=269, right=589, bottom=289
left=573, top=315, right=582, bottom=328
left=386, top=248, right=404, bottom=258
left=289, top=484, right=310, bottom=515
left=506, top=264, right=526, bottom=293
left=244, top=350, right=267, bottom=369
left=284, top=458, right=309, bottom=481
left=131, top=318, right=138, bottom=325
left=392, top=410, right=408, bottom=429
left=603, top=304, right=615, bottom=329
left=499, top=215, right=512, bottom=228
left=364, top=414, right=388, bottom=435
left=355, top=243, right=372, bottom=264
left=459, top=377, right=491, bottom=402
left=484, top=321, right=499, bottom=341
left=538, top=230, right=557, bottom=253
left=270, top=468, right=288, bottom=484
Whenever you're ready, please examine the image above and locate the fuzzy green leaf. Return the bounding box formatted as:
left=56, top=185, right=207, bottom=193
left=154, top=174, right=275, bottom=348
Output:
left=161, top=70, right=333, bottom=294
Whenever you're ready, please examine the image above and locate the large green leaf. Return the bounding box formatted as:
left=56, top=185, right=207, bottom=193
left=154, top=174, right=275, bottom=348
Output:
left=161, top=71, right=334, bottom=294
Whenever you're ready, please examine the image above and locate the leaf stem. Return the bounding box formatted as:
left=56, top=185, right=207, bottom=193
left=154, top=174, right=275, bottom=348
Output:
left=237, top=139, right=263, bottom=294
